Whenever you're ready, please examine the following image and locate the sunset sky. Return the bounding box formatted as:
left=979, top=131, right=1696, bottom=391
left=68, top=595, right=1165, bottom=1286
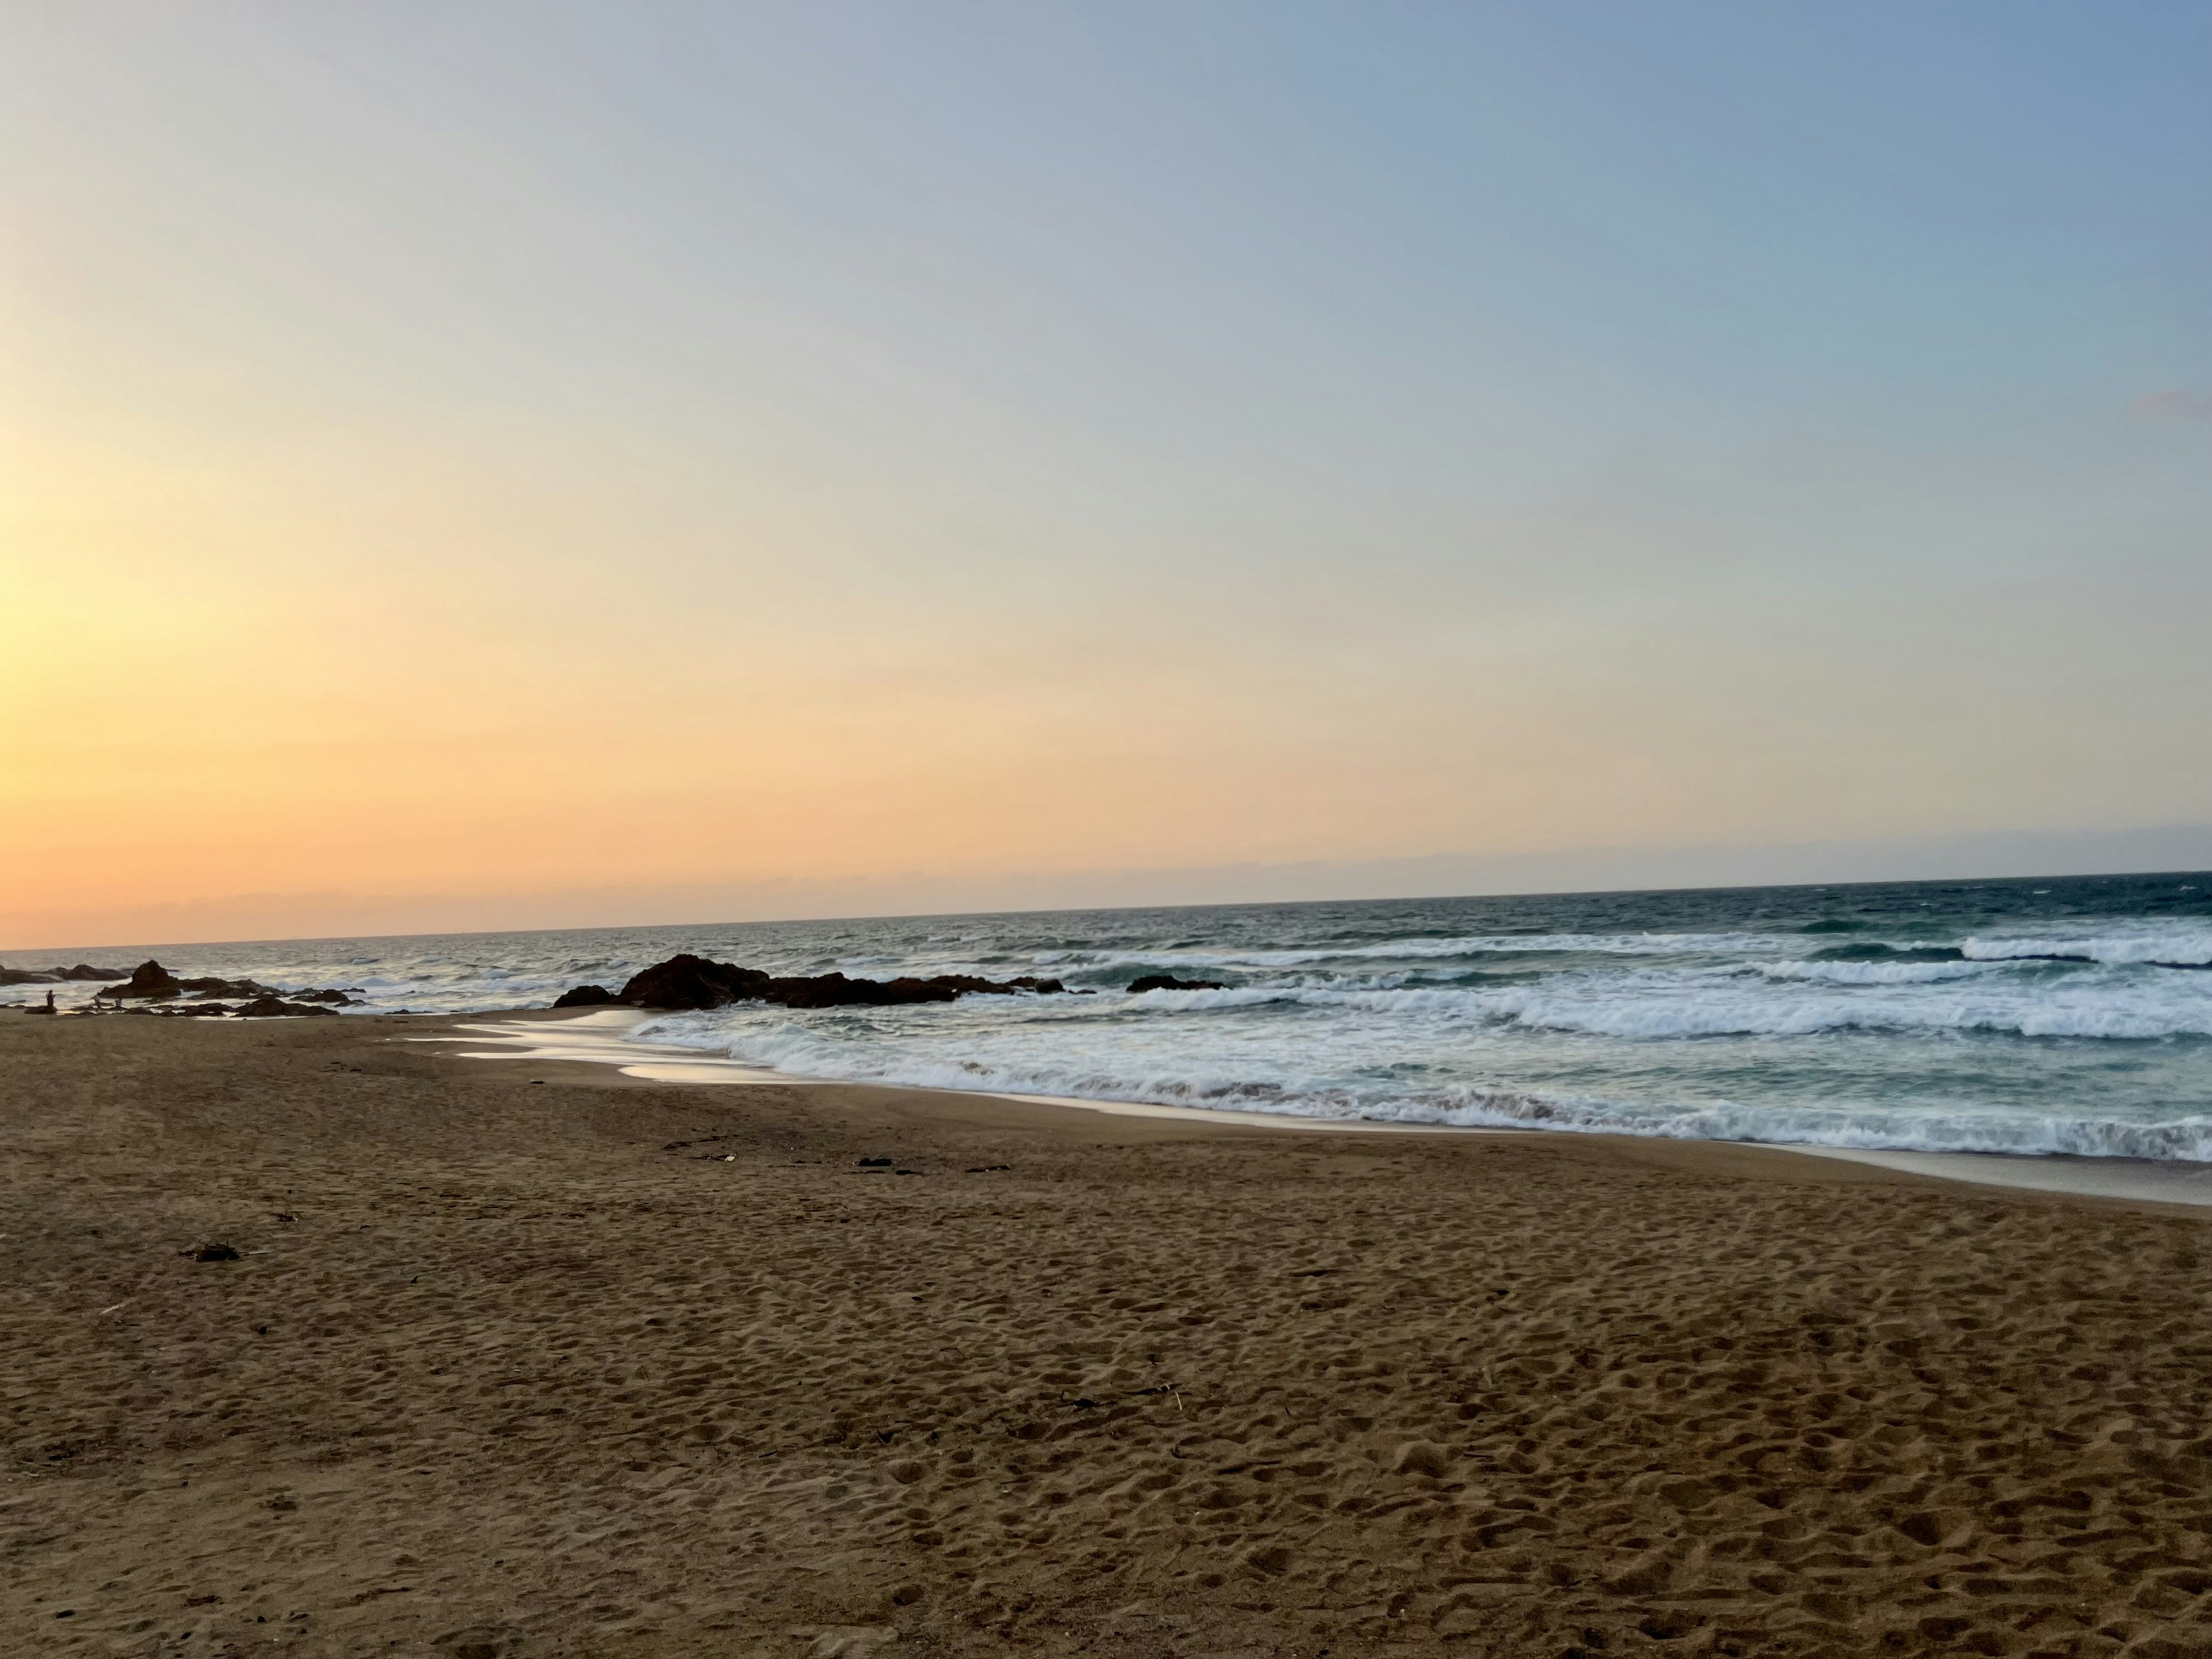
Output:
left=5, top=2, right=2209, bottom=949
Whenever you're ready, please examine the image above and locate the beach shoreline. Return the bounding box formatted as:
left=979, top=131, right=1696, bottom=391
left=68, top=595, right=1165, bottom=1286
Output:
left=436, top=1006, right=2212, bottom=1211
left=5, top=1010, right=2210, bottom=1658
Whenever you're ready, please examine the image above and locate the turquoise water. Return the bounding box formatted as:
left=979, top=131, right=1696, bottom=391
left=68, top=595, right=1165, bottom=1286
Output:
left=10, top=871, right=2211, bottom=1160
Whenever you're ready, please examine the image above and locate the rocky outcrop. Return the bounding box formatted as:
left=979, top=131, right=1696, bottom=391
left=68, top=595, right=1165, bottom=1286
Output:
left=104, top=960, right=361, bottom=1005
left=759, top=972, right=960, bottom=1010
left=237, top=996, right=340, bottom=1018
left=186, top=976, right=267, bottom=998
left=552, top=984, right=617, bottom=1008
left=1127, top=974, right=1227, bottom=993
left=612, top=954, right=1071, bottom=1012
left=59, top=965, right=129, bottom=981
left=118, top=960, right=184, bottom=999
left=124, top=997, right=336, bottom=1018
left=0, top=963, right=132, bottom=984
left=616, top=956, right=774, bottom=1010
left=0, top=968, right=58, bottom=986
left=931, top=974, right=1068, bottom=996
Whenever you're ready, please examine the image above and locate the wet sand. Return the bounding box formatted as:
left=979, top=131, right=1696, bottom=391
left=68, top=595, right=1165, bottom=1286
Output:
left=3, top=1010, right=2210, bottom=1659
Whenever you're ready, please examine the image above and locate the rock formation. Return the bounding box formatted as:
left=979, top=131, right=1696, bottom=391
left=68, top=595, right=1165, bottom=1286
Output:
left=237, top=996, right=340, bottom=1018
left=117, top=960, right=184, bottom=999
left=102, top=960, right=362, bottom=1006
left=552, top=984, right=617, bottom=1008
left=604, top=954, right=1069, bottom=1012
left=1127, top=974, right=1228, bottom=993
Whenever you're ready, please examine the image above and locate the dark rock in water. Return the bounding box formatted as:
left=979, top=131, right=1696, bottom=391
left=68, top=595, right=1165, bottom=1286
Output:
left=858, top=1157, right=893, bottom=1167
left=930, top=974, right=1069, bottom=996
left=552, top=984, right=617, bottom=1008
left=237, top=996, right=339, bottom=1018
left=179, top=975, right=275, bottom=998
left=114, top=963, right=358, bottom=1005
left=767, top=971, right=959, bottom=1009
left=58, top=964, right=130, bottom=981
left=619, top=954, right=775, bottom=1010
left=1127, top=974, right=1227, bottom=993
left=115, top=960, right=184, bottom=999
left=0, top=967, right=59, bottom=985
left=194, top=1243, right=241, bottom=1262
left=616, top=954, right=1063, bottom=1012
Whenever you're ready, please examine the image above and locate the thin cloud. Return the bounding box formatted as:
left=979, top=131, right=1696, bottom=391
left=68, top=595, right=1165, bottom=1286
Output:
left=2130, top=389, right=2212, bottom=422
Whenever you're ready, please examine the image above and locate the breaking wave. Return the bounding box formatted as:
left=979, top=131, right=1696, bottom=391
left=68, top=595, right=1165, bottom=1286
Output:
left=1963, top=930, right=2212, bottom=968
left=13, top=869, right=2210, bottom=1165
left=632, top=1012, right=2212, bottom=1164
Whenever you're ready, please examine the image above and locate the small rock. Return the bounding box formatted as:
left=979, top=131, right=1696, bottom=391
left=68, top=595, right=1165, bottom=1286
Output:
left=551, top=984, right=615, bottom=1008
left=237, top=997, right=339, bottom=1018
left=193, top=1244, right=241, bottom=1263
left=1127, top=974, right=1227, bottom=993
left=1393, top=1441, right=1453, bottom=1478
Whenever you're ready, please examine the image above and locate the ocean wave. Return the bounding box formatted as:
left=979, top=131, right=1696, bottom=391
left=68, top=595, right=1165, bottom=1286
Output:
left=1101, top=976, right=2212, bottom=1040
left=1756, top=959, right=1996, bottom=986
left=1467, top=982, right=2212, bottom=1041
left=29, top=884, right=2212, bottom=1166
left=1963, top=930, right=2212, bottom=968
left=1028, top=932, right=1804, bottom=971
left=622, top=1015, right=2212, bottom=1163
left=1808, top=944, right=1966, bottom=964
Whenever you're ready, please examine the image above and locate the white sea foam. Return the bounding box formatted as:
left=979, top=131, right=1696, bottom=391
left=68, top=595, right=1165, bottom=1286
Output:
left=1757, top=959, right=1994, bottom=986
left=12, top=884, right=2211, bottom=1165
left=1070, top=973, right=2212, bottom=1040
left=627, top=1010, right=2212, bottom=1163
left=1963, top=928, right=2212, bottom=967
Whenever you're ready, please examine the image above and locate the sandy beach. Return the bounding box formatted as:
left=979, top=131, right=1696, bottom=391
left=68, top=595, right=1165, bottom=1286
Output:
left=5, top=1012, right=2210, bottom=1659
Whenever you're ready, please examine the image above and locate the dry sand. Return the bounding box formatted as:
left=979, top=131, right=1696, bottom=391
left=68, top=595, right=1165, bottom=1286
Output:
left=3, top=1012, right=2210, bottom=1659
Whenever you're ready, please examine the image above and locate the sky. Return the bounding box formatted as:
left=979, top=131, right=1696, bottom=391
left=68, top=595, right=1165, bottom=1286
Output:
left=4, top=2, right=2209, bottom=949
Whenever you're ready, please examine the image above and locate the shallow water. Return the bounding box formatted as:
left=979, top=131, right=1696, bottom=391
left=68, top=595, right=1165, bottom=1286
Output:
left=11, top=870, right=2211, bottom=1162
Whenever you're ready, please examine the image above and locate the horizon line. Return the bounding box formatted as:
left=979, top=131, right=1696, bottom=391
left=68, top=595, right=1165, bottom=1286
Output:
left=7, top=855, right=2207, bottom=959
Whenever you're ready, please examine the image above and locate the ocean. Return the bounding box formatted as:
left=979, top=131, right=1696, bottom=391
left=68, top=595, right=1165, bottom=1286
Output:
left=11, top=871, right=2212, bottom=1163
